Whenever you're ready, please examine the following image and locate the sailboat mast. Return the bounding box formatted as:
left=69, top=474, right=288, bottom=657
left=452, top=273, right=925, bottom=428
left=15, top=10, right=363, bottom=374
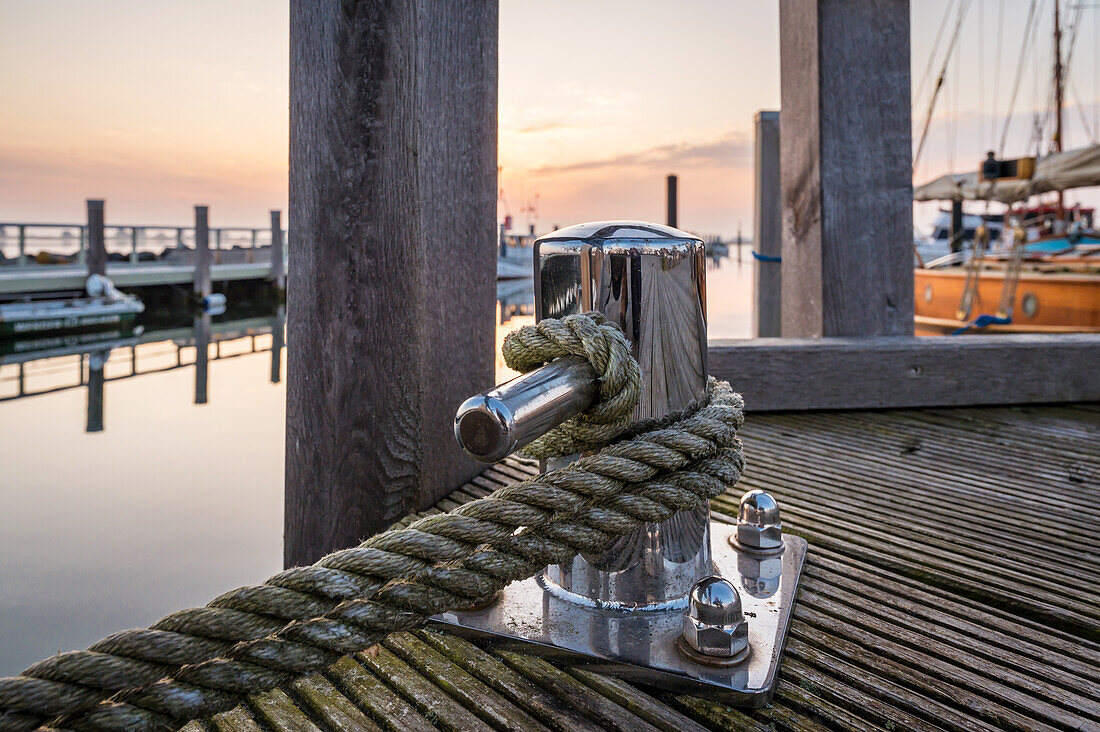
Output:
left=1054, top=0, right=1065, bottom=211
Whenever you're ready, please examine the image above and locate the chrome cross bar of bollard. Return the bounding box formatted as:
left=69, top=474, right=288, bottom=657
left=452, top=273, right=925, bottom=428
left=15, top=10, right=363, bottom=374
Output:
left=455, top=356, right=597, bottom=463
left=437, top=221, right=806, bottom=707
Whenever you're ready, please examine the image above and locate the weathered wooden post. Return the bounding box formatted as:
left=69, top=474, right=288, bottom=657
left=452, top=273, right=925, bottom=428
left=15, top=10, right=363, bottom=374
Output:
left=194, top=205, right=211, bottom=299
left=86, top=200, right=107, bottom=277
left=286, top=1, right=498, bottom=564
left=16, top=225, right=26, bottom=268
left=129, top=227, right=139, bottom=265
left=779, top=0, right=913, bottom=337
left=666, top=173, right=678, bottom=228
left=193, top=313, right=210, bottom=405
left=270, top=305, right=285, bottom=384
left=754, top=110, right=782, bottom=338
left=270, top=210, right=285, bottom=290
left=85, top=352, right=106, bottom=433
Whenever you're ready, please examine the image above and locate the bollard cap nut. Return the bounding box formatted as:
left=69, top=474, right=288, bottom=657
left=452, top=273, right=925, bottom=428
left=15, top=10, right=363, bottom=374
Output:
left=682, top=576, right=749, bottom=658
left=736, top=489, right=783, bottom=550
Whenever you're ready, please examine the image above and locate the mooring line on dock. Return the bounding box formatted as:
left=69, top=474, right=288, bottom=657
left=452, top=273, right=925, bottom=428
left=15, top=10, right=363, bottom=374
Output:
left=0, top=314, right=745, bottom=732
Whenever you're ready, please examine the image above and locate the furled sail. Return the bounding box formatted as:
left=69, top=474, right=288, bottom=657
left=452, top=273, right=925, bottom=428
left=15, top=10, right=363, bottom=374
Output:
left=913, top=143, right=1100, bottom=202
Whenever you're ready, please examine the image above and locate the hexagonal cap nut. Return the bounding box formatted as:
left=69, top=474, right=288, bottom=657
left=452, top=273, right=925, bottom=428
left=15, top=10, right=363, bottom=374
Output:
left=737, top=489, right=782, bottom=550
left=682, top=576, right=749, bottom=657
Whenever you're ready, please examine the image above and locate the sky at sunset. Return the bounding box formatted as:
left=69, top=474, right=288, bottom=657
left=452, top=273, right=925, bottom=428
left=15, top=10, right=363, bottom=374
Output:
left=2, top=1, right=1100, bottom=236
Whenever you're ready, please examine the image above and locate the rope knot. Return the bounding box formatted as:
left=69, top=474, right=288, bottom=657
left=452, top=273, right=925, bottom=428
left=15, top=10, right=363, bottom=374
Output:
left=502, top=312, right=640, bottom=458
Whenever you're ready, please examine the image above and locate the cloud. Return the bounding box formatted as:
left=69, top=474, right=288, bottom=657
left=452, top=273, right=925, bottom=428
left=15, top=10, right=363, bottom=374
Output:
left=531, top=131, right=752, bottom=175
left=517, top=121, right=574, bottom=134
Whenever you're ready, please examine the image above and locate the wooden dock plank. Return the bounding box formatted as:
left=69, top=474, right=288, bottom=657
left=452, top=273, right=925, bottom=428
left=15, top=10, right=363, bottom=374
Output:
left=383, top=632, right=549, bottom=731
left=324, top=655, right=438, bottom=732
left=356, top=646, right=496, bottom=732
left=224, top=405, right=1099, bottom=730
left=290, top=673, right=384, bottom=731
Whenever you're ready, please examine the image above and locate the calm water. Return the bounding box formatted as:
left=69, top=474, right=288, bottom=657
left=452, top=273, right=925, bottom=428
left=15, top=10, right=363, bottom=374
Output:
left=0, top=254, right=754, bottom=675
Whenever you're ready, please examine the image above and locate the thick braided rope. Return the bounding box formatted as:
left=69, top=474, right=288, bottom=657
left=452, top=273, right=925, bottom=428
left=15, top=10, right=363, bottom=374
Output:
left=0, top=316, right=744, bottom=731
left=502, top=312, right=640, bottom=457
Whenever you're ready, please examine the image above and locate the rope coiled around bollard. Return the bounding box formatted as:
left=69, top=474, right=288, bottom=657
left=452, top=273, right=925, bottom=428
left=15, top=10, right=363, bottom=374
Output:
left=0, top=314, right=746, bottom=732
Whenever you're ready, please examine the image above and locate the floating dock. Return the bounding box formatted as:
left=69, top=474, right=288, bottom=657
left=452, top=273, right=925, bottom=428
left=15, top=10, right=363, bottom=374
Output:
left=179, top=404, right=1100, bottom=731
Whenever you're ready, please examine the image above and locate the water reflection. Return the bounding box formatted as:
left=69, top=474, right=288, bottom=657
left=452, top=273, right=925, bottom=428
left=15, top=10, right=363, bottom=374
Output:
left=0, top=254, right=754, bottom=676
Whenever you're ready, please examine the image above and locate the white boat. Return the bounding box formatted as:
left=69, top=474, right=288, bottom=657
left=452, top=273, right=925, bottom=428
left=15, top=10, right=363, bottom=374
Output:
left=0, top=274, right=144, bottom=338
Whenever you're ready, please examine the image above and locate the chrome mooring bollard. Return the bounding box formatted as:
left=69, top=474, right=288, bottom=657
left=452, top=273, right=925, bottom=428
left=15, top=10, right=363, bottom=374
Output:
left=437, top=221, right=807, bottom=706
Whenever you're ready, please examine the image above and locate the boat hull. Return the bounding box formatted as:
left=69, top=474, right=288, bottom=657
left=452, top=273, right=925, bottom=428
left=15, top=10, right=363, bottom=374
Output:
left=0, top=300, right=143, bottom=339
left=914, top=267, right=1100, bottom=334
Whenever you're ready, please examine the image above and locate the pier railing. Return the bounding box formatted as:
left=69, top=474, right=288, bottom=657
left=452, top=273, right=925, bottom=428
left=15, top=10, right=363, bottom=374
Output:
left=0, top=222, right=289, bottom=270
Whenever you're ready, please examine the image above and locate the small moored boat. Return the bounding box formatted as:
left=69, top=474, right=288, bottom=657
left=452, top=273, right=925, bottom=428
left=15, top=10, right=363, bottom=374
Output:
left=0, top=274, right=144, bottom=339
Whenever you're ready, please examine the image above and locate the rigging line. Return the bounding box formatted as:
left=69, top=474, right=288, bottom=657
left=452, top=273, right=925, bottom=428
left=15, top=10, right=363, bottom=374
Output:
left=1069, top=76, right=1097, bottom=142
left=915, top=0, right=959, bottom=111
left=913, top=0, right=973, bottom=171
left=998, top=0, right=1041, bottom=156
left=992, top=0, right=1006, bottom=150
left=979, top=0, right=985, bottom=155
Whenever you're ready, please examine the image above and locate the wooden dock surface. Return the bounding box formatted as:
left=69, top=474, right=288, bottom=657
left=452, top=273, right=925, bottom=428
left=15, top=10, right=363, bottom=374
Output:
left=187, top=404, right=1100, bottom=731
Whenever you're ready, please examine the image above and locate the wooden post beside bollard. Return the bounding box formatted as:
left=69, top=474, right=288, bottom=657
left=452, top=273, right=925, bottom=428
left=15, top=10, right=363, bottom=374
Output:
left=753, top=110, right=782, bottom=338
left=286, top=2, right=498, bottom=565
left=86, top=199, right=107, bottom=277
left=270, top=210, right=285, bottom=291
left=194, top=205, right=211, bottom=299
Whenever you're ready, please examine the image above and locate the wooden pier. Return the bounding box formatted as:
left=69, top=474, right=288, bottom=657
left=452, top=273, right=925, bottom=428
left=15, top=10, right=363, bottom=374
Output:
left=0, top=216, right=287, bottom=296
left=187, top=403, right=1100, bottom=731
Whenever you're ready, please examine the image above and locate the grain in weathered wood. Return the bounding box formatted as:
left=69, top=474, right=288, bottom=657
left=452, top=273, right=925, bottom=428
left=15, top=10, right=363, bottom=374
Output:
left=246, top=688, right=322, bottom=731
left=806, top=543, right=1100, bottom=669
left=567, top=668, right=710, bottom=732
left=291, top=673, right=383, bottom=731
left=773, top=681, right=883, bottom=732
left=738, top=415, right=1100, bottom=547
left=778, top=0, right=913, bottom=337
left=286, top=0, right=498, bottom=563
left=356, top=646, right=495, bottom=732
left=494, top=651, right=664, bottom=732
left=708, top=334, right=1100, bottom=411
left=775, top=658, right=943, bottom=732
left=753, top=110, right=781, bottom=338
left=732, top=454, right=1099, bottom=569
left=664, top=695, right=770, bottom=732
left=783, top=637, right=1004, bottom=732
left=193, top=205, right=211, bottom=298
left=416, top=631, right=605, bottom=732
left=724, top=461, right=1095, bottom=563
left=383, top=631, right=547, bottom=730
left=795, top=603, right=1075, bottom=732
left=798, top=585, right=1100, bottom=724
left=324, top=655, right=437, bottom=732
left=729, top=470, right=1100, bottom=600
left=86, top=199, right=106, bottom=277
left=783, top=509, right=1100, bottom=637
left=802, top=571, right=1100, bottom=708
left=207, top=704, right=266, bottom=732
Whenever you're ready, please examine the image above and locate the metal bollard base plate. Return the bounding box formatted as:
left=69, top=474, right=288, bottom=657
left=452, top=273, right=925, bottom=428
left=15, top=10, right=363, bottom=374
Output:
left=430, top=523, right=807, bottom=707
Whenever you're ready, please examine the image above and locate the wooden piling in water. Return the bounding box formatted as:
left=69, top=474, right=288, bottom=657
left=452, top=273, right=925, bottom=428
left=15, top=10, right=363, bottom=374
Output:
left=753, top=110, right=781, bottom=338
left=193, top=313, right=210, bottom=405
left=85, top=357, right=104, bottom=432
left=778, top=0, right=913, bottom=336
left=194, top=205, right=211, bottom=298
left=286, top=1, right=498, bottom=563
left=270, top=210, right=285, bottom=290
left=86, top=199, right=106, bottom=277
left=666, top=174, right=678, bottom=228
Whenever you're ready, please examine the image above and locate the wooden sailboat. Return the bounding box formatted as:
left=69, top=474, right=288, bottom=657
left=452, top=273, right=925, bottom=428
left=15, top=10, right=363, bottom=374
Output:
left=912, top=0, right=1100, bottom=335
